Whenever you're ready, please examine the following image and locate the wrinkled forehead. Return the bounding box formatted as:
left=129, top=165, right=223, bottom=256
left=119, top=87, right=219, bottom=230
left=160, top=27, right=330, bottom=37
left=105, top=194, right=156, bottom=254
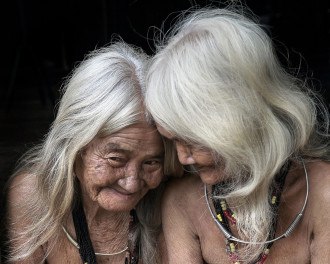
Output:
left=87, top=123, right=164, bottom=154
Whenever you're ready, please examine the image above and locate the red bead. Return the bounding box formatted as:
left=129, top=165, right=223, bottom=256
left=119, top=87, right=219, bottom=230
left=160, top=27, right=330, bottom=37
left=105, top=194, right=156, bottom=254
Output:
left=257, top=253, right=268, bottom=264
left=224, top=210, right=236, bottom=224
left=229, top=252, right=239, bottom=262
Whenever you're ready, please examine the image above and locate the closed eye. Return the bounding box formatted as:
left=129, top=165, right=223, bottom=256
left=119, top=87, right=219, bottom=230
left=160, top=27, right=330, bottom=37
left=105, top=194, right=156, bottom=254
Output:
left=107, top=156, right=126, bottom=167
left=144, top=159, right=161, bottom=166
left=143, top=159, right=163, bottom=173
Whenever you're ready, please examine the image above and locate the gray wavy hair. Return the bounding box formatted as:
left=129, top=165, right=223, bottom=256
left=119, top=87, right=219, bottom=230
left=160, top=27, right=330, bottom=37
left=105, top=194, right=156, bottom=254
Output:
left=145, top=6, right=330, bottom=262
left=7, top=41, right=169, bottom=263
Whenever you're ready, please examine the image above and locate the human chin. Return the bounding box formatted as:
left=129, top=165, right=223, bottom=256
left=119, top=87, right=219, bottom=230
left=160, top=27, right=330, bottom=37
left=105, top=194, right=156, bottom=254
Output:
left=197, top=167, right=222, bottom=185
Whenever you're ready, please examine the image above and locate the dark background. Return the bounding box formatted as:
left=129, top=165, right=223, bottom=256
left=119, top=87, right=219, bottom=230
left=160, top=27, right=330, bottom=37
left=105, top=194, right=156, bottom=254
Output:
left=0, top=0, right=330, bottom=229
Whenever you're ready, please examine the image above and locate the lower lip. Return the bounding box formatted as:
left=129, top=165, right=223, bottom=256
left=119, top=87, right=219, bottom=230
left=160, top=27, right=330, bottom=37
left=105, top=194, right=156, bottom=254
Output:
left=195, top=166, right=214, bottom=172
left=103, top=188, right=134, bottom=199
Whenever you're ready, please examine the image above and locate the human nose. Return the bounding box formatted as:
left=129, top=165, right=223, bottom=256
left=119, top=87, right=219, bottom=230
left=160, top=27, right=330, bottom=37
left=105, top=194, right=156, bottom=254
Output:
left=175, top=142, right=195, bottom=165
left=119, top=164, right=142, bottom=193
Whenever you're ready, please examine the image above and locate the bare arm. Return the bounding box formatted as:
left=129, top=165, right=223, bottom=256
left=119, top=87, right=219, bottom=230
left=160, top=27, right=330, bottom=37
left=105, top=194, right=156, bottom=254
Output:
left=308, top=162, right=330, bottom=263
left=161, top=177, right=204, bottom=264
left=6, top=173, right=46, bottom=263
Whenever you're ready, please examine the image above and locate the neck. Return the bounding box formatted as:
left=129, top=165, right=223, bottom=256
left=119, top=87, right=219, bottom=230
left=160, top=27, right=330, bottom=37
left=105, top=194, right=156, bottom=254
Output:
left=93, top=213, right=129, bottom=240
left=85, top=205, right=131, bottom=253
left=85, top=206, right=130, bottom=229
left=64, top=198, right=131, bottom=255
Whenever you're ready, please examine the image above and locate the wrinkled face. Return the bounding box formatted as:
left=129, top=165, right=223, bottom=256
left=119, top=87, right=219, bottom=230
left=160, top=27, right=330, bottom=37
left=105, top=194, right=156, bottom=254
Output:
left=157, top=125, right=225, bottom=185
left=76, top=123, right=164, bottom=212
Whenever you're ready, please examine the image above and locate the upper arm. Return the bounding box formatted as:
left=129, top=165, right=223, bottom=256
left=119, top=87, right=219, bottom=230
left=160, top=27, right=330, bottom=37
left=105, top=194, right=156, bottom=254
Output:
left=161, top=177, right=203, bottom=264
left=308, top=162, right=330, bottom=262
left=6, top=174, right=46, bottom=263
left=7, top=173, right=35, bottom=236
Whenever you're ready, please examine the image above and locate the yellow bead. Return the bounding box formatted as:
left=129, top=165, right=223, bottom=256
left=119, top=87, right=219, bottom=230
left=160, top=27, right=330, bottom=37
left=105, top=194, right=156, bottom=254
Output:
left=217, top=213, right=223, bottom=222
left=271, top=196, right=276, bottom=204
left=230, top=242, right=235, bottom=252
left=220, top=200, right=227, bottom=210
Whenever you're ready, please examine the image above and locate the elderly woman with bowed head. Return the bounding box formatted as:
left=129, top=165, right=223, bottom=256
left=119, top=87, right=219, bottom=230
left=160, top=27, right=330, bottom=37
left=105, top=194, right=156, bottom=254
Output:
left=5, top=41, right=173, bottom=264
left=145, top=6, right=330, bottom=264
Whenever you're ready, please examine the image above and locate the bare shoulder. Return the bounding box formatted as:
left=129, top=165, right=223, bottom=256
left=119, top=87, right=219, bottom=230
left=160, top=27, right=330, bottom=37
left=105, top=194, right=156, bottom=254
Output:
left=6, top=172, right=38, bottom=230
left=7, top=173, right=37, bottom=206
left=6, top=173, right=47, bottom=263
left=304, top=160, right=330, bottom=227
left=307, top=160, right=330, bottom=201
left=161, top=174, right=204, bottom=262
left=162, top=173, right=203, bottom=211
left=300, top=160, right=330, bottom=223
left=306, top=160, right=330, bottom=262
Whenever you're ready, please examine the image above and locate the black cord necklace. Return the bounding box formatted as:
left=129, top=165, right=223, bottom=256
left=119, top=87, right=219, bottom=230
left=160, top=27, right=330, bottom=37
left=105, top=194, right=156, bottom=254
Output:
left=71, top=195, right=140, bottom=264
left=72, top=194, right=97, bottom=263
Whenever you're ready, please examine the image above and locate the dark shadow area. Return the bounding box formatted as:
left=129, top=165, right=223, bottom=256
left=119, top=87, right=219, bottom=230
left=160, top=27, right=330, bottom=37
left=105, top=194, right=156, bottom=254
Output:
left=1, top=0, right=330, bottom=260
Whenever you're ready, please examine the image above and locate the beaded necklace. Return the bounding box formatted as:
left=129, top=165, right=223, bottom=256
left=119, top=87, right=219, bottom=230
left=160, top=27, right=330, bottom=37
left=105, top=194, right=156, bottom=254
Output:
left=210, top=162, right=290, bottom=264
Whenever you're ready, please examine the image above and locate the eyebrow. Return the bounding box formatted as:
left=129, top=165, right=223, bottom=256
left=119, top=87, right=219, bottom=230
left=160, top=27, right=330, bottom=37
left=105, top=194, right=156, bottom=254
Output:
left=103, top=143, right=128, bottom=153
left=150, top=152, right=165, bottom=159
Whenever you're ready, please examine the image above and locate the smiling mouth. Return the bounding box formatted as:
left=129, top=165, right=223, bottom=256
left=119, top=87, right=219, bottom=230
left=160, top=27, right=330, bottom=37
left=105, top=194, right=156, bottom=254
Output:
left=105, top=187, right=136, bottom=197
left=189, top=165, right=215, bottom=173
left=114, top=189, right=134, bottom=195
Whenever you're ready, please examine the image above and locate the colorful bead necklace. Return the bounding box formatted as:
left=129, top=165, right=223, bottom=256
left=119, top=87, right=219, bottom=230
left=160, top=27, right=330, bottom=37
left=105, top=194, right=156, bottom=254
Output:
left=213, top=196, right=280, bottom=264
left=205, top=159, right=309, bottom=263
left=209, top=162, right=291, bottom=264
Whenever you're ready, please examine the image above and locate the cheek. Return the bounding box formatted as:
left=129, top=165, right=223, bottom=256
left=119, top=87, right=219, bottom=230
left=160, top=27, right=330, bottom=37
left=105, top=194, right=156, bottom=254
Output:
left=199, top=171, right=222, bottom=185
left=81, top=161, right=122, bottom=186
left=84, top=166, right=107, bottom=183
left=198, top=164, right=227, bottom=185
left=145, top=170, right=164, bottom=189
left=193, top=152, right=215, bottom=166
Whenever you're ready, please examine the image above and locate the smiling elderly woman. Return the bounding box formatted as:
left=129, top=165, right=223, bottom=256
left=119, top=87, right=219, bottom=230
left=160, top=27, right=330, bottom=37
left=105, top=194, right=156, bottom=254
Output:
left=5, top=42, right=174, bottom=264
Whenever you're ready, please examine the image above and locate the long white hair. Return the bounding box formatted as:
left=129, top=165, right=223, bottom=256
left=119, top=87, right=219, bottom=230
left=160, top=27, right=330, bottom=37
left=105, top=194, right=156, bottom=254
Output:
left=145, top=6, right=330, bottom=262
left=6, top=41, right=168, bottom=263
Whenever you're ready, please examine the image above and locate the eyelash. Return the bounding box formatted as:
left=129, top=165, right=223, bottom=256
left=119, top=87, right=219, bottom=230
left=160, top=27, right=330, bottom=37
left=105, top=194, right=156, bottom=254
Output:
left=144, top=159, right=161, bottom=166
left=108, top=156, right=124, bottom=161
left=107, top=156, right=126, bottom=165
